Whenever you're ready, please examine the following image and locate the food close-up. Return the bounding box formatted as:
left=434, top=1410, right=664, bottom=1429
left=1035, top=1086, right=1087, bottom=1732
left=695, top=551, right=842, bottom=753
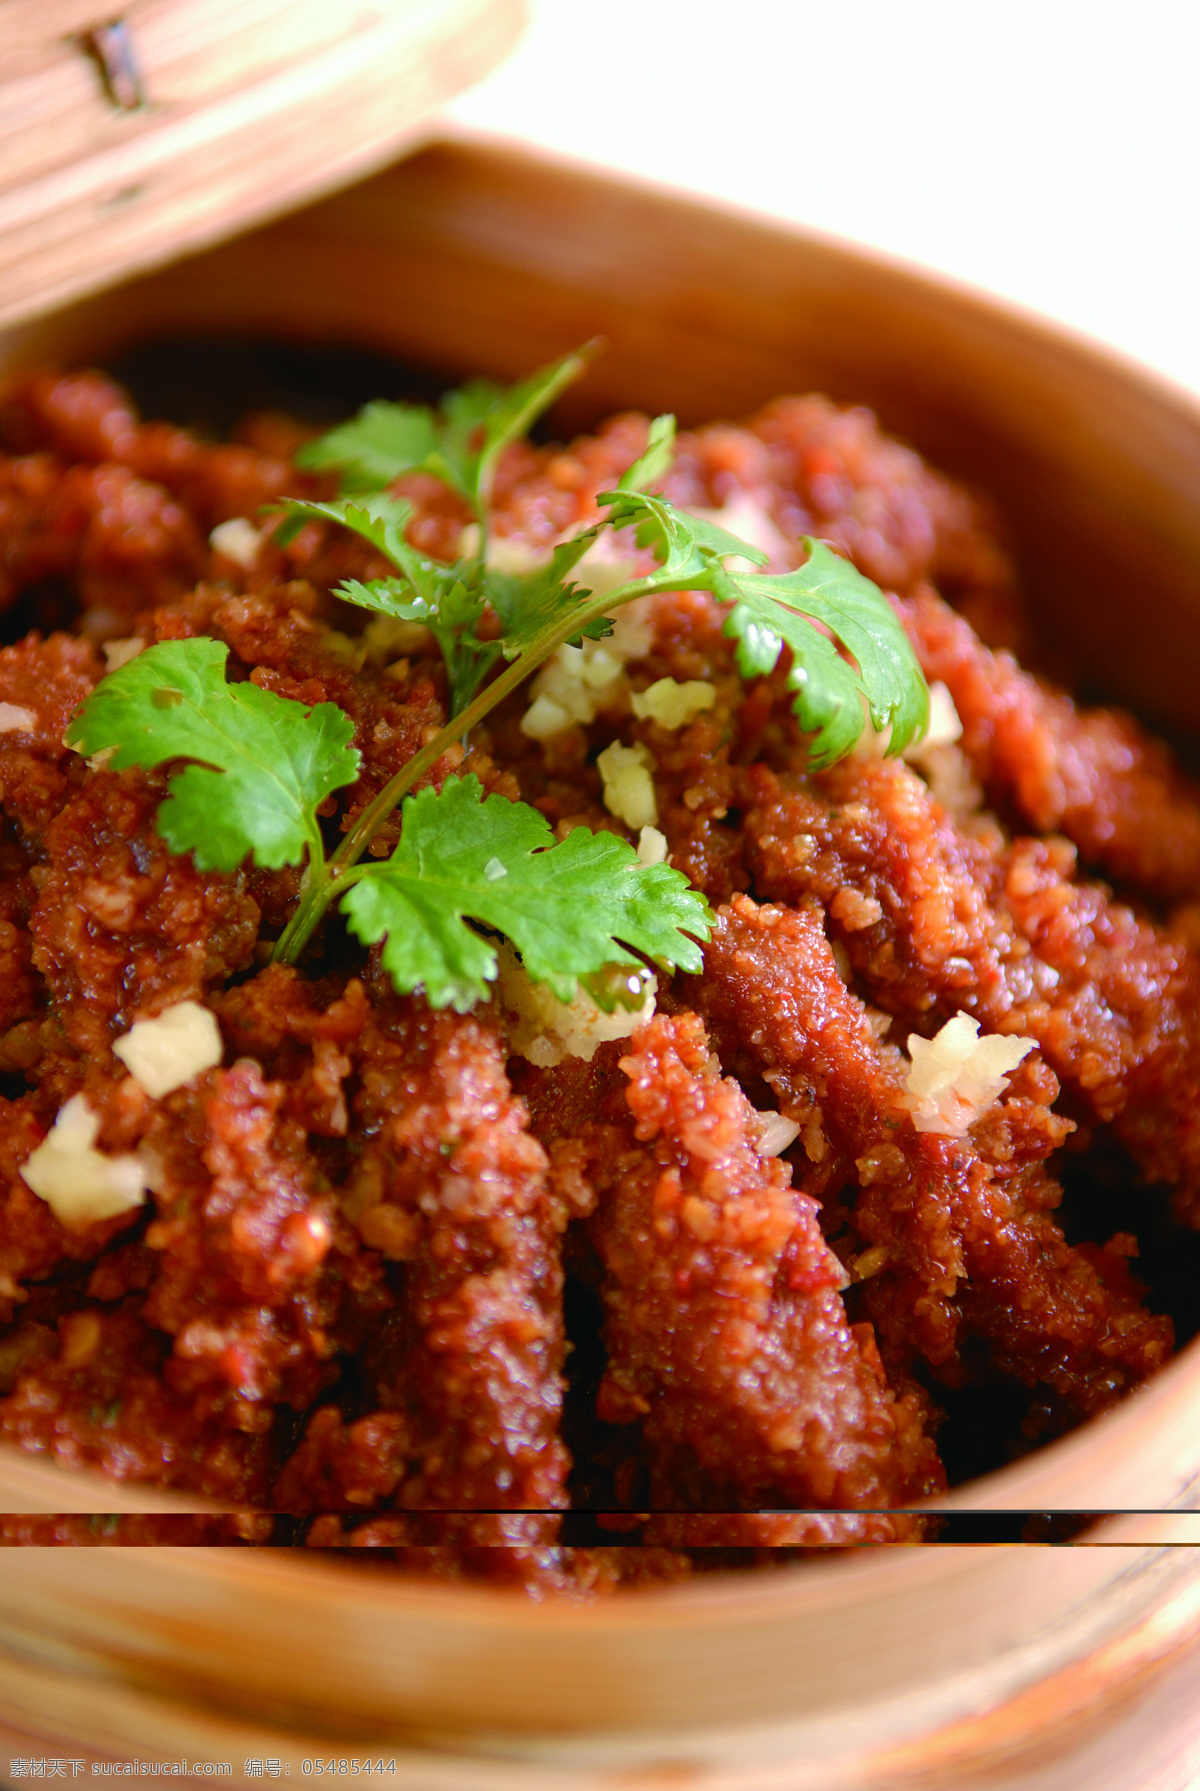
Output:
left=0, top=341, right=1197, bottom=1591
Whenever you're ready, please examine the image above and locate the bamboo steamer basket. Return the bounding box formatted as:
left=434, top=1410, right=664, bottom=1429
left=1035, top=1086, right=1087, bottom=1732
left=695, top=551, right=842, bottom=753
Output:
left=0, top=0, right=525, bottom=331
left=2, top=135, right=1200, bottom=1785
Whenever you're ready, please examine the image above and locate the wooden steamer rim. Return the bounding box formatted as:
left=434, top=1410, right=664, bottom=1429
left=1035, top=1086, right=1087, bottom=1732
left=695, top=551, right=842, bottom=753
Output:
left=3, top=137, right=1200, bottom=1785
left=0, top=1521, right=1199, bottom=1788
left=0, top=0, right=526, bottom=332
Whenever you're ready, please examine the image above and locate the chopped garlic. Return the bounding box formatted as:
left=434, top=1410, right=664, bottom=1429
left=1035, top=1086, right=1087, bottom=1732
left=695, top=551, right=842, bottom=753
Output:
left=113, top=1001, right=223, bottom=1098
left=903, top=682, right=964, bottom=787
left=631, top=678, right=716, bottom=729
left=637, top=825, right=669, bottom=866
left=0, top=703, right=36, bottom=734
left=580, top=644, right=625, bottom=689
left=852, top=1244, right=890, bottom=1281
left=518, top=544, right=659, bottom=746
left=521, top=639, right=629, bottom=741
left=495, top=944, right=656, bottom=1066
left=902, top=1013, right=1034, bottom=1136
left=755, top=1111, right=801, bottom=1157
left=102, top=636, right=146, bottom=673
left=20, top=1095, right=149, bottom=1226
left=911, top=681, right=963, bottom=755
left=209, top=517, right=261, bottom=568
left=597, top=741, right=657, bottom=829
left=606, top=596, right=655, bottom=659
left=521, top=694, right=574, bottom=740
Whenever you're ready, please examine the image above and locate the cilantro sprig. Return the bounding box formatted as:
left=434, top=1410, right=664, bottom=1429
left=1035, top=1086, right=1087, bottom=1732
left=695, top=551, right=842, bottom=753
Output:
left=67, top=641, right=710, bottom=1008
left=272, top=494, right=503, bottom=715
left=595, top=489, right=927, bottom=766
left=293, top=344, right=597, bottom=530
left=68, top=348, right=928, bottom=1011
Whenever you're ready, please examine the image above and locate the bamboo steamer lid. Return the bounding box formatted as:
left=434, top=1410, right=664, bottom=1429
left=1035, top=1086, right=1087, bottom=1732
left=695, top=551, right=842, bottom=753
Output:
left=0, top=0, right=525, bottom=331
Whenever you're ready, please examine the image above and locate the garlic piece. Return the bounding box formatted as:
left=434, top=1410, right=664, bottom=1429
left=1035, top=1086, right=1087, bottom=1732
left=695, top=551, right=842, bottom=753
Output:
left=113, top=1001, right=223, bottom=1099
left=689, top=493, right=793, bottom=571
left=854, top=680, right=963, bottom=765
left=495, top=944, right=655, bottom=1067
left=631, top=678, right=716, bottom=729
left=755, top=1112, right=802, bottom=1157
left=636, top=825, right=669, bottom=866
left=20, top=1096, right=149, bottom=1226
left=597, top=740, right=657, bottom=830
left=902, top=1012, right=1034, bottom=1136
left=102, top=636, right=146, bottom=673
left=209, top=518, right=261, bottom=568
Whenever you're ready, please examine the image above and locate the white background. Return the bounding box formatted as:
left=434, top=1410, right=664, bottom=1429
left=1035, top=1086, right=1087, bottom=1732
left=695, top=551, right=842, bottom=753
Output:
left=447, top=0, right=1200, bottom=396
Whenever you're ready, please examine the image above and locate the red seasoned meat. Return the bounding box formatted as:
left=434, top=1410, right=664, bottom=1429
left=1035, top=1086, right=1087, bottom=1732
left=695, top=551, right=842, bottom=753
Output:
left=0, top=1515, right=272, bottom=1543
left=691, top=897, right=1172, bottom=1412
left=303, top=1517, right=695, bottom=1593
left=741, top=395, right=1021, bottom=648
left=900, top=583, right=1200, bottom=903
left=526, top=1014, right=942, bottom=1530
left=0, top=1093, right=142, bottom=1321
left=0, top=633, right=101, bottom=837
left=1, top=367, right=317, bottom=532
left=141, top=1060, right=351, bottom=1423
left=742, top=757, right=1200, bottom=1216
left=0, top=1300, right=272, bottom=1503
left=28, top=771, right=260, bottom=1059
left=0, top=453, right=206, bottom=623
left=276, top=994, right=570, bottom=1518
left=0, top=362, right=1191, bottom=1589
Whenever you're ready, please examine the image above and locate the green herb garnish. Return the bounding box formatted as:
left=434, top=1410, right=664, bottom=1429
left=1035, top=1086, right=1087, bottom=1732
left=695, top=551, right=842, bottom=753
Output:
left=596, top=488, right=927, bottom=767
left=340, top=774, right=704, bottom=1013
left=68, top=350, right=928, bottom=1010
left=272, top=493, right=505, bottom=716
left=293, top=345, right=596, bottom=527
left=70, top=637, right=359, bottom=871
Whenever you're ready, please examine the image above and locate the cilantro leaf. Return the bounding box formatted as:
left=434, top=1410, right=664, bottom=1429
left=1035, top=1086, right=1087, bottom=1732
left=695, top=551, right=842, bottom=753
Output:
left=595, top=492, right=927, bottom=766
left=271, top=494, right=416, bottom=573
left=272, top=494, right=468, bottom=626
left=474, top=344, right=597, bottom=506
left=432, top=378, right=505, bottom=499
left=67, top=639, right=359, bottom=872
left=289, top=346, right=596, bottom=514
left=715, top=540, right=928, bottom=764
left=274, top=496, right=501, bottom=712
left=599, top=489, right=768, bottom=580
left=334, top=575, right=438, bottom=627
left=341, top=774, right=710, bottom=1011
left=616, top=414, right=676, bottom=492
left=294, top=404, right=437, bottom=493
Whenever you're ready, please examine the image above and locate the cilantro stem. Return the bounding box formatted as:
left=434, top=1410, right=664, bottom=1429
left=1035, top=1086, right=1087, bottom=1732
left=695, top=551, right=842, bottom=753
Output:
left=271, top=566, right=668, bottom=966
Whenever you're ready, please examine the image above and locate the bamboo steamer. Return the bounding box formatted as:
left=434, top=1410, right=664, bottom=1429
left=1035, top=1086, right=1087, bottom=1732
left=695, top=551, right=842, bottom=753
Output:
left=2, top=135, right=1200, bottom=1784
left=0, top=0, right=525, bottom=331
